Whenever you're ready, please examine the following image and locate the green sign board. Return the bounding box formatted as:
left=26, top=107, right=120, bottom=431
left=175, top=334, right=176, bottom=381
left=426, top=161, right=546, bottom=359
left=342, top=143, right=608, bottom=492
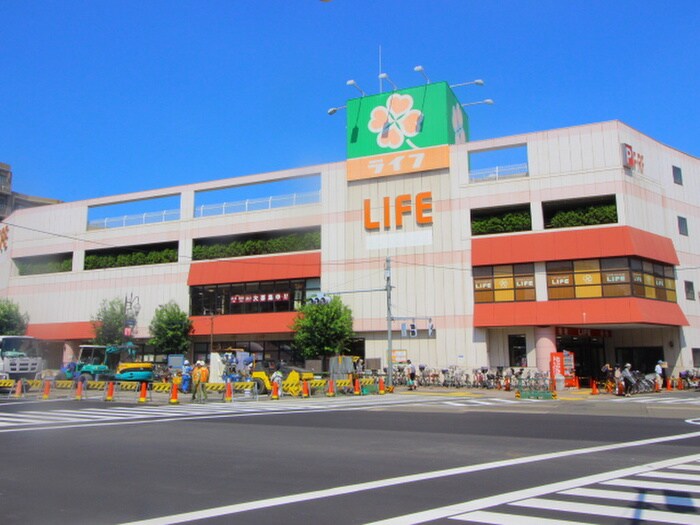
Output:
left=346, top=81, right=469, bottom=160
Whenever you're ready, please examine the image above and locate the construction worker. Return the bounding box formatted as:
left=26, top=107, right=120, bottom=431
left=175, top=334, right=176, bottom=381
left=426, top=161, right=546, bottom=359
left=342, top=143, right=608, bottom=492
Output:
left=191, top=361, right=202, bottom=401
left=195, top=361, right=210, bottom=403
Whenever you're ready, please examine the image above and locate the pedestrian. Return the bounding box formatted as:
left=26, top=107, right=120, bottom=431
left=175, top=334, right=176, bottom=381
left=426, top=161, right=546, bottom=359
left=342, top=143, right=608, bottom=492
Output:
left=195, top=361, right=209, bottom=403
left=621, top=363, right=635, bottom=397
left=406, top=360, right=417, bottom=391
left=655, top=360, right=664, bottom=389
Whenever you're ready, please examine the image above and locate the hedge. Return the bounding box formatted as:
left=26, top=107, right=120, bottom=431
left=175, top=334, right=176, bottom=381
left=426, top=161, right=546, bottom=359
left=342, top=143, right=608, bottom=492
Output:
left=193, top=231, right=321, bottom=261
left=549, top=204, right=617, bottom=228
left=472, top=211, right=532, bottom=235
left=84, top=248, right=178, bottom=270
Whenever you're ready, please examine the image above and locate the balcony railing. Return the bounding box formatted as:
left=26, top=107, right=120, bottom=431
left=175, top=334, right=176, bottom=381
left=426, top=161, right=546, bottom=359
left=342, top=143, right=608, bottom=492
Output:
left=194, top=190, right=321, bottom=218
left=468, top=163, right=529, bottom=183
left=87, top=190, right=321, bottom=230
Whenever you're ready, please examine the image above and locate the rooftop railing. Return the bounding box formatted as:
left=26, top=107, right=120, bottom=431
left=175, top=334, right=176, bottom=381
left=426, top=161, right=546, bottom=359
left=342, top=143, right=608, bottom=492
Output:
left=468, top=163, right=529, bottom=183
left=194, top=190, right=321, bottom=218
left=87, top=190, right=321, bottom=230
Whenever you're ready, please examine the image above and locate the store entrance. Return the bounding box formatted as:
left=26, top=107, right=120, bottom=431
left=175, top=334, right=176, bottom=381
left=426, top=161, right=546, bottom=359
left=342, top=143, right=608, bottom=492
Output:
left=556, top=333, right=606, bottom=379
left=615, top=347, right=664, bottom=374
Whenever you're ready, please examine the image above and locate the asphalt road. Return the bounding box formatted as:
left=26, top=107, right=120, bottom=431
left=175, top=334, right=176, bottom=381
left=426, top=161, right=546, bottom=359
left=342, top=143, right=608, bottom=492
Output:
left=1, top=392, right=699, bottom=524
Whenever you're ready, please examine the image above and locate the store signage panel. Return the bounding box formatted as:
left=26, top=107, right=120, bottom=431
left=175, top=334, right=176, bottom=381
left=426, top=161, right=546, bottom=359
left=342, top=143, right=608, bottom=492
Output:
left=346, top=82, right=467, bottom=181
left=621, top=143, right=645, bottom=174
left=231, top=293, right=290, bottom=304
left=363, top=192, right=433, bottom=230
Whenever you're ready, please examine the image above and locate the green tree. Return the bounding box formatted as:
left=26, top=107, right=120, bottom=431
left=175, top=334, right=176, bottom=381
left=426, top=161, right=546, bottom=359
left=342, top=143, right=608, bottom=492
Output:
left=148, top=301, right=192, bottom=355
left=92, top=298, right=127, bottom=346
left=0, top=298, right=28, bottom=335
left=292, top=296, right=354, bottom=360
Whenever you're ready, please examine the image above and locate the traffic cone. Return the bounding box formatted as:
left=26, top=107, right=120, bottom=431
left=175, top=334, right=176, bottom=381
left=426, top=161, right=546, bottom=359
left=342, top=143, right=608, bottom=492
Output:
left=504, top=377, right=511, bottom=392
left=326, top=379, right=336, bottom=397
left=654, top=379, right=660, bottom=392
left=170, top=382, right=180, bottom=404
left=353, top=378, right=361, bottom=396
left=591, top=380, right=599, bottom=395
left=271, top=381, right=279, bottom=400
left=42, top=379, right=52, bottom=400
left=104, top=381, right=115, bottom=402
left=75, top=380, right=84, bottom=400
left=224, top=381, right=233, bottom=403
left=677, top=377, right=684, bottom=390
left=302, top=380, right=310, bottom=398
left=12, top=379, right=24, bottom=399
left=378, top=377, right=385, bottom=395
left=666, top=378, right=673, bottom=391
left=617, top=380, right=624, bottom=396
left=138, top=381, right=148, bottom=403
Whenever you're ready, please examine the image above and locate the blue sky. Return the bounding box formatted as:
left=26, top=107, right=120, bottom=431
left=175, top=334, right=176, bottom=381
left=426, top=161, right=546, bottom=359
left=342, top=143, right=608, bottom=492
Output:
left=1, top=1, right=698, bottom=204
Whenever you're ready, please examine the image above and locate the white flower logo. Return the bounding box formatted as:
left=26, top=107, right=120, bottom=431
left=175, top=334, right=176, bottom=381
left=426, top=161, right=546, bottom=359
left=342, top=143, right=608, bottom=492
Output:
left=368, top=93, right=423, bottom=150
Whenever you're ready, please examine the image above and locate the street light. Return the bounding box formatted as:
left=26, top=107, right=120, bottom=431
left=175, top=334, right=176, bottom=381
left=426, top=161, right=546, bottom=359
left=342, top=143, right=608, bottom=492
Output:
left=378, top=72, right=399, bottom=91
left=462, top=98, right=494, bottom=107
left=450, top=79, right=485, bottom=88
left=327, top=105, right=346, bottom=115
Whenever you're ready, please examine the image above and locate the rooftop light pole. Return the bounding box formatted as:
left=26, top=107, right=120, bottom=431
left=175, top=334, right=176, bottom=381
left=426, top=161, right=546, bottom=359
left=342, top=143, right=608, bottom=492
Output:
left=413, top=65, right=431, bottom=84
left=346, top=79, right=366, bottom=96
left=450, top=79, right=485, bottom=88
left=327, top=105, right=346, bottom=115
left=378, top=72, right=399, bottom=91
left=461, top=99, right=494, bottom=107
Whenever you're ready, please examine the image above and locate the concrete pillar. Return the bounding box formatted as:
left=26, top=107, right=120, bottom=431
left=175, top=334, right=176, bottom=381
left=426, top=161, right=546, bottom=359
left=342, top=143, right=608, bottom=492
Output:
left=535, top=326, right=557, bottom=372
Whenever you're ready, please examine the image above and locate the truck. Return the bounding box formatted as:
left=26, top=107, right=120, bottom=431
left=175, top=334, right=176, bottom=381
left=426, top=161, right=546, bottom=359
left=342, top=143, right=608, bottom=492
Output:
left=0, top=335, right=44, bottom=381
left=56, top=344, right=153, bottom=382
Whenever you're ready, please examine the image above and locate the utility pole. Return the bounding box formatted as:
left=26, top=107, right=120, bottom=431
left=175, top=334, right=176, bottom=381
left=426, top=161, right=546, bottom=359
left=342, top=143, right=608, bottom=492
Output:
left=386, top=256, right=393, bottom=387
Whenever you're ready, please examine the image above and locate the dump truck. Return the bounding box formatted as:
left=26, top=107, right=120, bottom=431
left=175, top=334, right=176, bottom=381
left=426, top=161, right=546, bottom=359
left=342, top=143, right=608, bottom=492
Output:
left=0, top=335, right=44, bottom=381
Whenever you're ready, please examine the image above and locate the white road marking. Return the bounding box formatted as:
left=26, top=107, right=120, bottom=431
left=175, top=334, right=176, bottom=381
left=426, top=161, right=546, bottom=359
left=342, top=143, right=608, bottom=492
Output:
left=117, top=432, right=700, bottom=525
left=450, top=510, right=591, bottom=524
left=561, top=487, right=700, bottom=507
left=509, top=497, right=700, bottom=524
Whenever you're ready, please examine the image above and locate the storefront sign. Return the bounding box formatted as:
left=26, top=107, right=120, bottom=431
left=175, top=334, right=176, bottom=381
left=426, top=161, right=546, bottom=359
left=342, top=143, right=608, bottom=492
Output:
left=622, top=143, right=645, bottom=173
left=556, top=327, right=612, bottom=338
left=230, top=292, right=290, bottom=304
left=363, top=192, right=432, bottom=230
left=346, top=82, right=467, bottom=180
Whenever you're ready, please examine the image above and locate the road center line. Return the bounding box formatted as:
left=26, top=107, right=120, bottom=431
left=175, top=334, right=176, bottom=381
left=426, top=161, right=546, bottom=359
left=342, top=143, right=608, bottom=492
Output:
left=117, top=429, right=700, bottom=525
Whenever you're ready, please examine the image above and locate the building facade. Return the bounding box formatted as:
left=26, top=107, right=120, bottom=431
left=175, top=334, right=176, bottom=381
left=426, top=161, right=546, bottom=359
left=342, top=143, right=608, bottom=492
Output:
left=1, top=84, right=698, bottom=379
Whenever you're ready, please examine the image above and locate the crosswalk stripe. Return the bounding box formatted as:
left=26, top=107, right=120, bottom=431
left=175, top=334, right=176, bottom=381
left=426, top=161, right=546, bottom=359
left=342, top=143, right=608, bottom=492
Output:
left=603, top=477, right=700, bottom=493
left=638, top=470, right=700, bottom=482
left=561, top=487, right=700, bottom=507
left=669, top=463, right=700, bottom=472
left=510, top=497, right=700, bottom=524
left=450, top=509, right=593, bottom=524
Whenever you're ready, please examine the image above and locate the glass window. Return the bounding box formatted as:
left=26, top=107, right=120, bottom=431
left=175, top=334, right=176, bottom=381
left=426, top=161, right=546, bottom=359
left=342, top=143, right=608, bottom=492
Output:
left=673, top=166, right=683, bottom=185
left=685, top=281, right=696, bottom=301
left=678, top=216, right=688, bottom=236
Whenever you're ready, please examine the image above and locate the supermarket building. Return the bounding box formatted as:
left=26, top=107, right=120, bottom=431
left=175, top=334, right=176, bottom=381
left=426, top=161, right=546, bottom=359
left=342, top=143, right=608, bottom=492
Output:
left=1, top=81, right=699, bottom=379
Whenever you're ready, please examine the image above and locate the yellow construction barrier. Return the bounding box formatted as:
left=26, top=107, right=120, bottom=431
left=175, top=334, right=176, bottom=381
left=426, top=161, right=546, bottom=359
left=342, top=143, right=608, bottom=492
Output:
left=0, top=379, right=15, bottom=389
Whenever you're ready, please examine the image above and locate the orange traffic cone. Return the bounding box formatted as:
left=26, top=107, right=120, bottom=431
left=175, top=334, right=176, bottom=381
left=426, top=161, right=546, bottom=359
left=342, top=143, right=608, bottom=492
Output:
left=591, top=380, right=599, bottom=395
left=504, top=377, right=511, bottom=392
left=353, top=378, right=361, bottom=396
left=378, top=377, right=385, bottom=395
left=170, top=382, right=180, bottom=405
left=666, top=378, right=673, bottom=391
left=105, top=381, right=115, bottom=402
left=617, top=380, right=624, bottom=396
left=302, top=380, right=310, bottom=398
left=677, top=377, right=684, bottom=390
left=326, top=379, right=336, bottom=397
left=138, top=381, right=149, bottom=403
left=654, top=379, right=661, bottom=392
left=42, top=380, right=51, bottom=400
left=224, top=381, right=233, bottom=403
left=271, top=381, right=279, bottom=400
left=75, top=379, right=84, bottom=400
left=12, top=379, right=24, bottom=399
